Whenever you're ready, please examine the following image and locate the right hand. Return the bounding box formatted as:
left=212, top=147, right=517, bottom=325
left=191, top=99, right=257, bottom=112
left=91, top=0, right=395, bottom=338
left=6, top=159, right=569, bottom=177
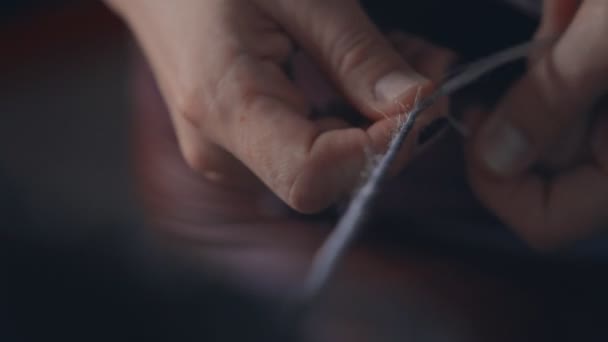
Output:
left=107, top=0, right=450, bottom=213
left=466, top=0, right=608, bottom=248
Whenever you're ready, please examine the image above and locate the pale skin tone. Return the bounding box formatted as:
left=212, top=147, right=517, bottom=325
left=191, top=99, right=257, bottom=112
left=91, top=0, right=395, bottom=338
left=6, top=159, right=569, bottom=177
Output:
left=109, top=0, right=607, bottom=249
left=107, top=0, right=445, bottom=215
left=468, top=0, right=608, bottom=248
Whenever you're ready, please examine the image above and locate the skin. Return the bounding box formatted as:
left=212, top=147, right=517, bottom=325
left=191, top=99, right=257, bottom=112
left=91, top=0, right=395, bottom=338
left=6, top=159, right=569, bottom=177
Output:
left=467, top=0, right=608, bottom=249
left=120, top=3, right=599, bottom=336
left=109, top=0, right=607, bottom=249
left=131, top=52, right=548, bottom=341
left=106, top=0, right=445, bottom=215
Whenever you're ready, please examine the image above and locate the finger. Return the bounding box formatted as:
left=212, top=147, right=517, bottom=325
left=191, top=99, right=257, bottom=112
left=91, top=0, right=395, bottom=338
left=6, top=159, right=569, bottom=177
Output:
left=388, top=31, right=458, bottom=83
left=468, top=160, right=608, bottom=250
left=529, top=0, right=580, bottom=63
left=473, top=0, right=608, bottom=177
left=315, top=117, right=351, bottom=132
left=266, top=0, right=440, bottom=120
left=170, top=110, right=263, bottom=189
left=467, top=122, right=608, bottom=250
left=290, top=27, right=458, bottom=176
left=387, top=31, right=458, bottom=164
left=534, top=0, right=593, bottom=170
left=208, top=53, right=372, bottom=213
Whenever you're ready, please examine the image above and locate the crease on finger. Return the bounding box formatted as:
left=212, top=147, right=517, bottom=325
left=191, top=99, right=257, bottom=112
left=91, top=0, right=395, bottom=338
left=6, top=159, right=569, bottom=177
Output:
left=287, top=127, right=370, bottom=213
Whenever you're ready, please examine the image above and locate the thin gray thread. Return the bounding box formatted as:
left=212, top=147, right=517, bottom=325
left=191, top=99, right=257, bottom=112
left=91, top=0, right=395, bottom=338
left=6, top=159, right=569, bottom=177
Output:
left=300, top=37, right=556, bottom=304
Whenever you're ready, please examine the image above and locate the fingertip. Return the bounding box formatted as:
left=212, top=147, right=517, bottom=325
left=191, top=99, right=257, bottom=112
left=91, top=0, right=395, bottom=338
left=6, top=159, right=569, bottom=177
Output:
left=374, top=70, right=430, bottom=107
left=387, top=80, right=437, bottom=116
left=286, top=128, right=370, bottom=214
left=366, top=101, right=446, bottom=177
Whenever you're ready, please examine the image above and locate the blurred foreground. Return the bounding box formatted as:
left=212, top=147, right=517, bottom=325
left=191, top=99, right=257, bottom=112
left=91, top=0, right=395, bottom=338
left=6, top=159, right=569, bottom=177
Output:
left=2, top=2, right=608, bottom=341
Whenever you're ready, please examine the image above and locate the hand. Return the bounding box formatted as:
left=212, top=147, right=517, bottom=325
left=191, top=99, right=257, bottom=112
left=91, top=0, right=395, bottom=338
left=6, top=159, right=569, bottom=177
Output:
left=467, top=0, right=608, bottom=249
left=107, top=0, right=448, bottom=213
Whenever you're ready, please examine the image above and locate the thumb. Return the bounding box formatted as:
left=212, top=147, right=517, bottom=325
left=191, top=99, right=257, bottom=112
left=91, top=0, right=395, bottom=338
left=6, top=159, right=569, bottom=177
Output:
left=473, top=0, right=608, bottom=176
left=269, top=0, right=435, bottom=119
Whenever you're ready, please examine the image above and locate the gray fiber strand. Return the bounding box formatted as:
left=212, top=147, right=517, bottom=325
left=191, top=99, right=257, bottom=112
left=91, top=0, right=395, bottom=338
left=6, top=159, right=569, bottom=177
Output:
left=301, top=37, right=555, bottom=305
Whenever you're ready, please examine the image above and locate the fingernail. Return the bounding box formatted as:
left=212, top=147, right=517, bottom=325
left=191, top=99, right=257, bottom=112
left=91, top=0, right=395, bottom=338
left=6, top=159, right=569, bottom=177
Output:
left=375, top=71, right=426, bottom=103
left=479, top=116, right=530, bottom=175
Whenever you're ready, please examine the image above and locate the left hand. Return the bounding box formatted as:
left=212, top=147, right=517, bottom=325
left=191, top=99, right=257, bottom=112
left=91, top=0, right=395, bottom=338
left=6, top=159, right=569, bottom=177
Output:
left=466, top=0, right=608, bottom=249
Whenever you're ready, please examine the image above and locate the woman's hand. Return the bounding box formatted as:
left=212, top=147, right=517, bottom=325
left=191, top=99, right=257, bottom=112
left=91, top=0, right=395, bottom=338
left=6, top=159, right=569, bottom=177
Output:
left=467, top=0, right=608, bottom=249
left=107, top=0, right=446, bottom=214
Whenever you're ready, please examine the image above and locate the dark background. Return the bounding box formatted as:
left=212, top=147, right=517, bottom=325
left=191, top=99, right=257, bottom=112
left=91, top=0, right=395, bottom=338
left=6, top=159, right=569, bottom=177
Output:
left=2, top=1, right=608, bottom=341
